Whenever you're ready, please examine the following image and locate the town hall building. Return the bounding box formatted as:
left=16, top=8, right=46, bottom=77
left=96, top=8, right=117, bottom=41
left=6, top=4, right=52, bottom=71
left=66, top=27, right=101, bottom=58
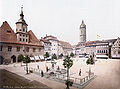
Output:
left=0, top=7, right=44, bottom=64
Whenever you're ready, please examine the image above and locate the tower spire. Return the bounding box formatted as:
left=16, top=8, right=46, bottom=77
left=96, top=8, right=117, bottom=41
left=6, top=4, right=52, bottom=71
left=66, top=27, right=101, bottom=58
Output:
left=20, top=5, right=24, bottom=18
left=82, top=20, right=84, bottom=24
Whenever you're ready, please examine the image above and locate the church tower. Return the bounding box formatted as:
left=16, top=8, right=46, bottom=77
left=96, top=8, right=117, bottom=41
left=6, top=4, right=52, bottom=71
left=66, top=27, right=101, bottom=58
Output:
left=80, top=20, right=86, bottom=42
left=16, top=6, right=29, bottom=43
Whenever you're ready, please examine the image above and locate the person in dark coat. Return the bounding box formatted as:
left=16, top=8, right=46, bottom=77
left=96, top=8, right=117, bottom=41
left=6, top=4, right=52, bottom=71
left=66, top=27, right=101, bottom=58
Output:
left=46, top=66, right=49, bottom=72
left=79, top=69, right=81, bottom=76
left=41, top=70, right=44, bottom=77
left=37, top=65, right=39, bottom=69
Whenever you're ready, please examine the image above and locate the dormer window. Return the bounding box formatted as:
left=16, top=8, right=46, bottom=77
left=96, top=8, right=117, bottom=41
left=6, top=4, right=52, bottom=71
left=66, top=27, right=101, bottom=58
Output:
left=7, top=30, right=11, bottom=33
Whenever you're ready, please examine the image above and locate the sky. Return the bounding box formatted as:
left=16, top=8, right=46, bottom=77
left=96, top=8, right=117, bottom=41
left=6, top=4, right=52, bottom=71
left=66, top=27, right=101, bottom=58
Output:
left=0, top=0, right=120, bottom=45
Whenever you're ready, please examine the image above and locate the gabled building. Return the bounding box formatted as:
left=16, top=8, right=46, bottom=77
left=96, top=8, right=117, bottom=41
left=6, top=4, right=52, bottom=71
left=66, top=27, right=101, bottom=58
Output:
left=111, top=37, right=120, bottom=59
left=0, top=7, right=44, bottom=64
left=40, top=35, right=73, bottom=58
left=58, top=41, right=73, bottom=56
left=40, top=35, right=59, bottom=57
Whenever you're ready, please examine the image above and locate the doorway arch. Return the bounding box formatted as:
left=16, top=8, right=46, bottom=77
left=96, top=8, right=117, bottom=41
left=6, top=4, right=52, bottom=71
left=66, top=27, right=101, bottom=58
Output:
left=0, top=56, right=3, bottom=64
left=11, top=55, right=16, bottom=63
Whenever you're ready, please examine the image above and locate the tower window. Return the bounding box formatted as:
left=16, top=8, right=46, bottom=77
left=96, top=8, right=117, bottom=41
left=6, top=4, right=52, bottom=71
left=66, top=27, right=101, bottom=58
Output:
left=19, top=38, right=21, bottom=41
left=23, top=29, right=25, bottom=32
left=20, top=34, right=21, bottom=36
left=23, top=35, right=25, bottom=37
left=23, top=39, right=24, bottom=42
left=19, top=29, right=21, bottom=31
left=26, top=39, right=27, bottom=42
left=26, top=35, right=27, bottom=37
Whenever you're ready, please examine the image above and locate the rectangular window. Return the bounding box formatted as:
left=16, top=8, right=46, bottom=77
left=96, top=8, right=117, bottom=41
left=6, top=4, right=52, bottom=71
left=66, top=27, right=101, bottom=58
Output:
left=16, top=47, right=20, bottom=52
left=0, top=46, right=3, bottom=51
left=39, top=48, right=41, bottom=52
left=8, top=46, right=12, bottom=51
left=33, top=48, right=36, bottom=52
left=118, top=51, right=120, bottom=54
left=23, top=39, right=24, bottom=42
left=20, top=38, right=21, bottom=41
left=26, top=39, right=27, bottom=42
left=26, top=47, right=29, bottom=52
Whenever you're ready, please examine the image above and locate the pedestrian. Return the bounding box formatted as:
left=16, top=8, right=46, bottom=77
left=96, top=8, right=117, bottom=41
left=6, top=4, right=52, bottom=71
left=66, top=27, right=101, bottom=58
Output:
left=46, top=66, right=49, bottom=72
left=37, top=65, right=39, bottom=69
left=57, top=66, right=60, bottom=70
left=41, top=70, right=44, bottom=77
left=79, top=69, right=81, bottom=76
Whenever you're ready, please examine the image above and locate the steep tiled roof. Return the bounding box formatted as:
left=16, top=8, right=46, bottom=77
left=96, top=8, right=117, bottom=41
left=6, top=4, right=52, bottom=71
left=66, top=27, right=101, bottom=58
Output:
left=27, top=30, right=43, bottom=46
left=0, top=21, right=17, bottom=43
left=0, top=21, right=43, bottom=47
left=40, top=38, right=51, bottom=43
left=59, top=41, right=72, bottom=49
left=44, top=35, right=58, bottom=41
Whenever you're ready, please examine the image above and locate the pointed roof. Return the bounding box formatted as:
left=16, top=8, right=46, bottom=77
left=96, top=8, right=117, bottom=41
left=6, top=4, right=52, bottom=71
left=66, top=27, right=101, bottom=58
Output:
left=80, top=20, right=86, bottom=28
left=0, top=21, right=17, bottom=43
left=16, top=6, right=27, bottom=26
left=0, top=21, right=43, bottom=47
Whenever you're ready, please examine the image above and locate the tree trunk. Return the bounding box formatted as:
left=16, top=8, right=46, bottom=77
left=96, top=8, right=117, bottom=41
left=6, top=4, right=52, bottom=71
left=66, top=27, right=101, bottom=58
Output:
left=89, top=65, right=91, bottom=78
left=66, top=68, right=70, bottom=89
left=21, top=61, right=22, bottom=66
left=26, top=63, right=28, bottom=74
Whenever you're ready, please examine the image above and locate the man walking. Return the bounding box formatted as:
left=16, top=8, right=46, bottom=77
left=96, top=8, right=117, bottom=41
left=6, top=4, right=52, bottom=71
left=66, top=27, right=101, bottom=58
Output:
left=79, top=69, right=81, bottom=76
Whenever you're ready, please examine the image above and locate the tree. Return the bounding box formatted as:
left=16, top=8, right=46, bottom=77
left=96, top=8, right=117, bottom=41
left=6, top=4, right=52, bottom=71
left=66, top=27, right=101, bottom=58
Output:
left=44, top=52, right=49, bottom=58
left=86, top=55, right=94, bottom=78
left=52, top=53, right=57, bottom=60
left=70, top=52, right=74, bottom=58
left=17, top=54, right=24, bottom=66
left=23, top=55, right=31, bottom=74
left=63, top=56, right=73, bottom=89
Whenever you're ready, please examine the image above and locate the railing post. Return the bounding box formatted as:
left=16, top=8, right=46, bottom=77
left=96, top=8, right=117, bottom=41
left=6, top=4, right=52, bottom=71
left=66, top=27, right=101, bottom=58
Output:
left=80, top=79, right=82, bottom=84
left=86, top=76, right=88, bottom=80
left=84, top=78, right=85, bottom=82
